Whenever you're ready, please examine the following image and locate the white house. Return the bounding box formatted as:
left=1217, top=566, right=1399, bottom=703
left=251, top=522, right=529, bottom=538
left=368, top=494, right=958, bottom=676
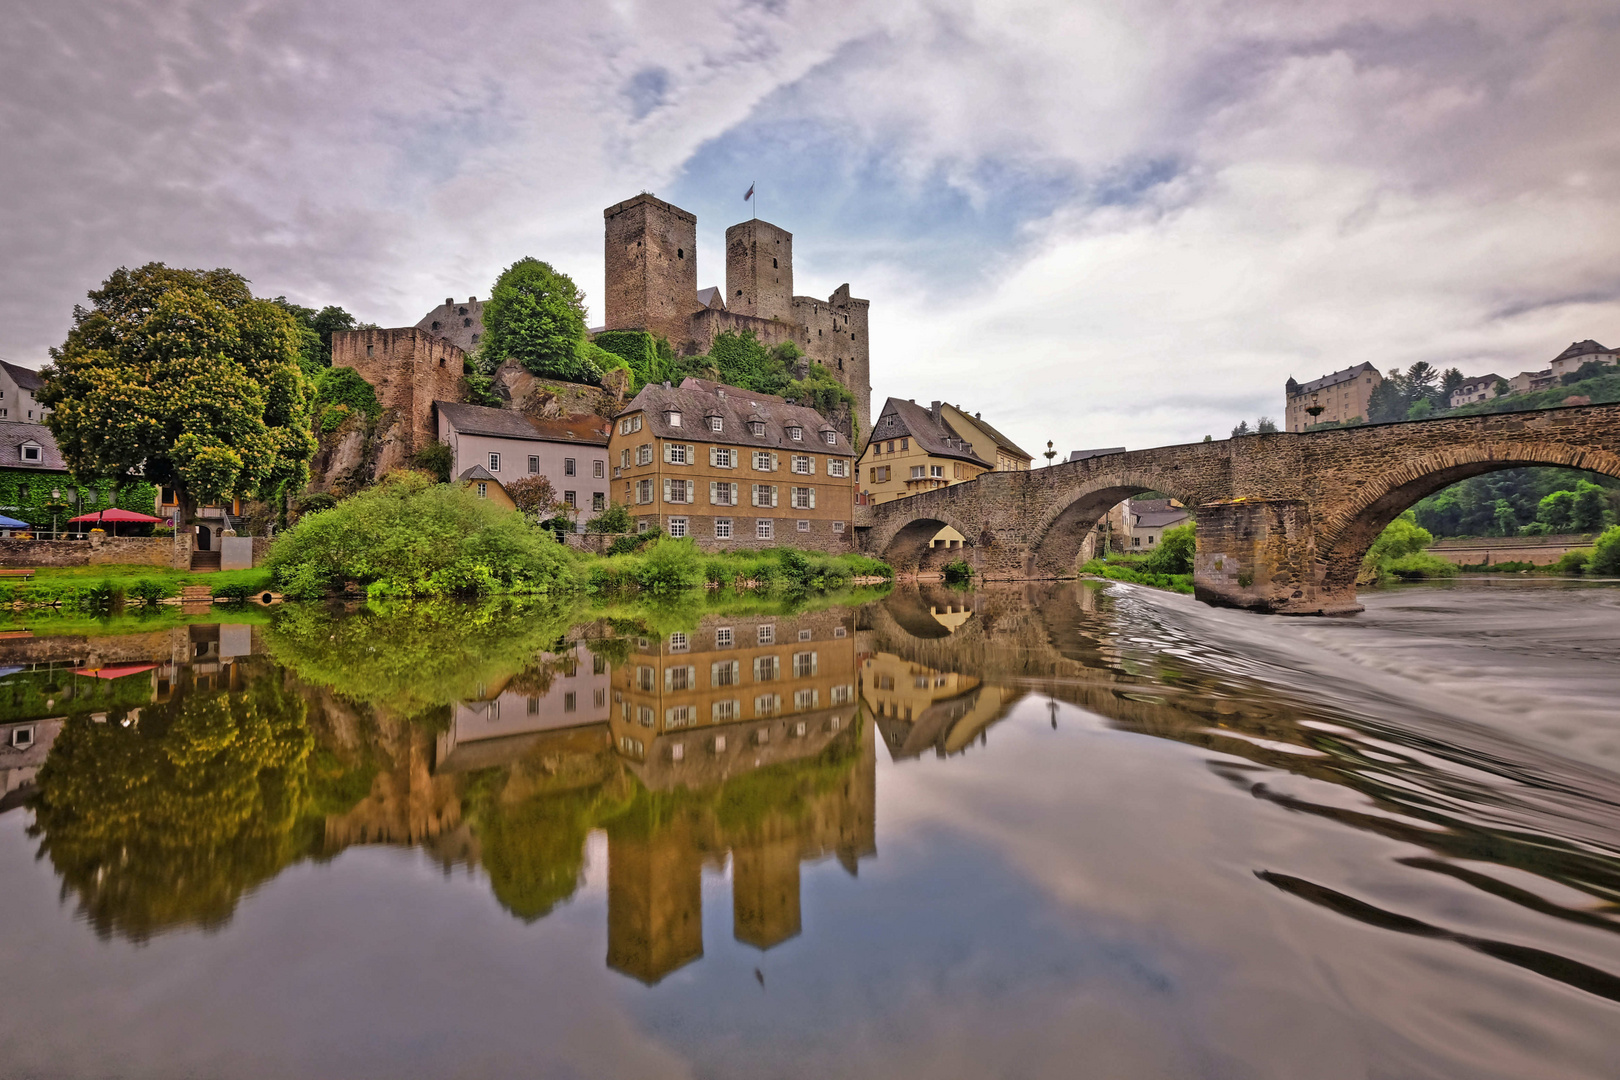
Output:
left=0, top=361, right=49, bottom=423
left=434, top=402, right=612, bottom=523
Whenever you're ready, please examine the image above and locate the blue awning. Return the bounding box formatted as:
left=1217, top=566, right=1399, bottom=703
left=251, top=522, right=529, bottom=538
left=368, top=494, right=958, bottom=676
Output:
left=0, top=515, right=30, bottom=528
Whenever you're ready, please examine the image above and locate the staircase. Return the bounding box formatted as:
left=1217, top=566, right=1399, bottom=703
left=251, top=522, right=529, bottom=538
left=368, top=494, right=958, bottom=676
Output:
left=179, top=585, right=214, bottom=603
left=189, top=550, right=221, bottom=573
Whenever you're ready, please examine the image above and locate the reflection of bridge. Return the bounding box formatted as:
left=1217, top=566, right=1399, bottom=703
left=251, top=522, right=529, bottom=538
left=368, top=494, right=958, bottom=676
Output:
left=862, top=405, right=1620, bottom=613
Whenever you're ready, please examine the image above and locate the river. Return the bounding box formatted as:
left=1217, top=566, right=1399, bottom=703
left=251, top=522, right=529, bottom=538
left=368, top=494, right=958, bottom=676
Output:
left=0, top=578, right=1616, bottom=1079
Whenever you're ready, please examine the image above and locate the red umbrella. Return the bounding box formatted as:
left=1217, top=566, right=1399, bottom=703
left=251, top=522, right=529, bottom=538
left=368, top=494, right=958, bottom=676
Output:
left=67, top=507, right=166, bottom=536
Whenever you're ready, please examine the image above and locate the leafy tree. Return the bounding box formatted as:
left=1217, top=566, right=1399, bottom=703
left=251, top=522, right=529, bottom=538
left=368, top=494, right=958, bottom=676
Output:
left=478, top=258, right=601, bottom=385
left=1492, top=498, right=1518, bottom=536
left=1367, top=372, right=1408, bottom=423
left=1573, top=480, right=1612, bottom=531
left=586, top=501, right=633, bottom=533
left=1441, top=367, right=1464, bottom=397
left=1590, top=525, right=1620, bottom=575
left=507, top=474, right=558, bottom=520
left=1493, top=378, right=1511, bottom=397
left=1406, top=397, right=1434, bottom=420
left=1142, top=522, right=1195, bottom=574
left=409, top=441, right=453, bottom=483
left=1256, top=416, right=1278, bottom=434
left=272, top=299, right=361, bottom=374
left=312, top=366, right=381, bottom=433
left=42, top=264, right=318, bottom=527
left=1537, top=489, right=1576, bottom=532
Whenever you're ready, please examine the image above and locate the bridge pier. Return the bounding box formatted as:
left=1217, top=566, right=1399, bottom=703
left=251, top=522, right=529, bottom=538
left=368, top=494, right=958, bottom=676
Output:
left=1192, top=499, right=1361, bottom=616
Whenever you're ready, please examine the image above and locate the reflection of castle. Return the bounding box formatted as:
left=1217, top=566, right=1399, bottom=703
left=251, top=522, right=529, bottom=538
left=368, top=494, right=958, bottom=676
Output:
left=862, top=652, right=1023, bottom=760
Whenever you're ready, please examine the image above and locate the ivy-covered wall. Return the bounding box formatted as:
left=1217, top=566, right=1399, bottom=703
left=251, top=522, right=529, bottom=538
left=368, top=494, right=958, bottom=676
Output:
left=0, top=468, right=160, bottom=528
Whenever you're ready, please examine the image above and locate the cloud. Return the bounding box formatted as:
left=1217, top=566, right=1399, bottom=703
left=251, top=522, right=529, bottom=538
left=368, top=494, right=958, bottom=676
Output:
left=1, top=0, right=1616, bottom=451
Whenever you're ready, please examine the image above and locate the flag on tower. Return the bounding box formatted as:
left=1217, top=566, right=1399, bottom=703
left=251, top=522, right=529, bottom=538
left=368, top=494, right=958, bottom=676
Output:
left=744, top=183, right=754, bottom=202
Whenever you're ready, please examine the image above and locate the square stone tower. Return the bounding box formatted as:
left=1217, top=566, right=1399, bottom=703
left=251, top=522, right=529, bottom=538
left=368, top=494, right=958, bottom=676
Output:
left=794, top=282, right=872, bottom=439
left=603, top=194, right=698, bottom=347
left=725, top=219, right=793, bottom=322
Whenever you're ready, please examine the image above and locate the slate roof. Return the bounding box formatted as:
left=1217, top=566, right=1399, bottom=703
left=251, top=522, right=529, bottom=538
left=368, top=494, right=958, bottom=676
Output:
left=458, top=465, right=498, bottom=482
left=1287, top=362, right=1378, bottom=397
left=0, top=421, right=65, bottom=470
left=616, top=379, right=848, bottom=452
left=695, top=287, right=725, bottom=311
left=435, top=401, right=609, bottom=445
left=1552, top=340, right=1614, bottom=362
left=0, top=361, right=44, bottom=393
left=952, top=408, right=1032, bottom=460
left=1070, top=447, right=1125, bottom=462
left=1134, top=508, right=1190, bottom=530
left=869, top=398, right=991, bottom=467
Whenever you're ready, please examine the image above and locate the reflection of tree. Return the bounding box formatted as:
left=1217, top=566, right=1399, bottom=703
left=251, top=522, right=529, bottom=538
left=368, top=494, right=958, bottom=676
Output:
left=262, top=598, right=583, bottom=721
left=28, top=671, right=314, bottom=940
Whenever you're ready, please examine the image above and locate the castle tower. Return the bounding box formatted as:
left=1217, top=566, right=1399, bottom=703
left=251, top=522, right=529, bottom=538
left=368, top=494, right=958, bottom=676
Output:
left=731, top=836, right=803, bottom=950
left=605, top=821, right=704, bottom=985
left=793, top=283, right=872, bottom=439
left=603, top=194, right=698, bottom=348
left=725, top=219, right=793, bottom=322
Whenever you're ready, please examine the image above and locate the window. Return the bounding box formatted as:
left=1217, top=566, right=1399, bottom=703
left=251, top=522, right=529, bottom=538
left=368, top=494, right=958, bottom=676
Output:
left=716, top=627, right=733, bottom=648
left=758, top=625, right=775, bottom=645
left=756, top=519, right=774, bottom=540
left=367, top=344, right=374, bottom=357
left=824, top=431, right=837, bottom=446
left=594, top=653, right=607, bottom=675
left=712, top=659, right=739, bottom=686
left=832, top=685, right=853, bottom=705
left=834, top=626, right=847, bottom=637
left=637, top=443, right=653, bottom=466
left=833, top=521, right=846, bottom=533
left=476, top=481, right=489, bottom=497
left=21, top=443, right=40, bottom=462
left=593, top=460, right=604, bottom=478
left=828, top=459, right=847, bottom=478
left=791, top=487, right=815, bottom=509
left=870, top=466, right=889, bottom=484
left=710, top=481, right=737, bottom=506
left=637, top=705, right=654, bottom=727
left=793, top=652, right=818, bottom=677
left=565, top=458, right=576, bottom=476
left=671, top=742, right=685, bottom=762
left=668, top=631, right=689, bottom=652
left=563, top=490, right=576, bottom=507
left=527, top=696, right=541, bottom=715
left=752, top=451, right=774, bottom=471
left=709, top=416, right=723, bottom=433
left=931, top=465, right=945, bottom=478
left=11, top=725, right=34, bottom=749
left=528, top=455, right=539, bottom=473
left=1132, top=536, right=1141, bottom=546
left=799, top=629, right=812, bottom=642
left=911, top=466, right=926, bottom=479
left=788, top=426, right=803, bottom=441
left=593, top=492, right=606, bottom=511
left=665, top=665, right=695, bottom=691
left=666, top=410, right=682, bottom=427
left=712, top=447, right=735, bottom=468
left=668, top=479, right=694, bottom=504
left=794, top=688, right=819, bottom=710
left=712, top=700, right=740, bottom=721
left=619, top=415, right=643, bottom=435
left=665, top=706, right=694, bottom=728
left=620, top=448, right=630, bottom=469
left=463, top=317, right=473, bottom=327
left=637, top=520, right=649, bottom=533
left=619, top=736, right=645, bottom=757
left=714, top=518, right=732, bottom=539
left=667, top=516, right=687, bottom=537
left=791, top=454, right=813, bottom=474
left=901, top=438, right=909, bottom=450
left=797, top=520, right=810, bottom=532
left=885, top=441, right=894, bottom=453
left=713, top=734, right=727, bottom=752
left=637, top=479, right=654, bottom=504
left=563, top=691, right=577, bottom=713
left=667, top=443, right=688, bottom=465
left=794, top=721, right=807, bottom=737
left=749, top=421, right=766, bottom=436
left=754, top=693, right=781, bottom=717
left=595, top=687, right=606, bottom=707
left=754, top=655, right=780, bottom=681
left=752, top=484, right=777, bottom=508
left=636, top=665, right=655, bottom=691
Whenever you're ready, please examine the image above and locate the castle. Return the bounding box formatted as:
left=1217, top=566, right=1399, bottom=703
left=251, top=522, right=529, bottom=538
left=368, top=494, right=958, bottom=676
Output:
left=600, top=194, right=872, bottom=437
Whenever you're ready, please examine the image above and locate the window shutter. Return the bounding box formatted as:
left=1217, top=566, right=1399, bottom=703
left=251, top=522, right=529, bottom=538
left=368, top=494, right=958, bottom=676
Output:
left=771, top=453, right=779, bottom=472
left=664, top=667, right=673, bottom=690
left=709, top=446, right=718, bottom=467
left=809, top=457, right=817, bottom=474
left=808, top=487, right=816, bottom=509
left=731, top=483, right=740, bottom=505
left=709, top=481, right=718, bottom=504
left=663, top=443, right=672, bottom=463
left=688, top=444, right=696, bottom=463
left=770, top=486, right=779, bottom=508
left=810, top=653, right=818, bottom=675
left=663, top=479, right=672, bottom=503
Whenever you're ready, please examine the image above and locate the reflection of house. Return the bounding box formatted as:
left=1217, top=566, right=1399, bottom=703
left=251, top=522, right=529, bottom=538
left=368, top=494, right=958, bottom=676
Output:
left=0, top=716, right=63, bottom=810
left=436, top=641, right=613, bottom=770
left=862, top=652, right=1022, bottom=760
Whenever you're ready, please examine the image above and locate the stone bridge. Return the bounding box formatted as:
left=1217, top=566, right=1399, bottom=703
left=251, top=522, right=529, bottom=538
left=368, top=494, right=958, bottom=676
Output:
left=859, top=403, right=1620, bottom=614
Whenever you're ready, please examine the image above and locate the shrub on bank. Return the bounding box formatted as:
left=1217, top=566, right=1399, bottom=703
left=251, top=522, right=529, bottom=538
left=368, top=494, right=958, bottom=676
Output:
left=1590, top=525, right=1620, bottom=576
left=1362, top=510, right=1458, bottom=585
left=265, top=471, right=575, bottom=599
left=1079, top=558, right=1194, bottom=594
left=1553, top=549, right=1592, bottom=575
left=1141, top=523, right=1195, bottom=575
left=584, top=542, right=891, bottom=594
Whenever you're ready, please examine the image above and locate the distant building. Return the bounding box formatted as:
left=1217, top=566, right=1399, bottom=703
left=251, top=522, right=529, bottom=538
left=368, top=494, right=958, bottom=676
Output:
left=1449, top=374, right=1504, bottom=409
left=1284, top=362, right=1381, bottom=432
left=1124, top=498, right=1190, bottom=549
left=1508, top=368, right=1557, bottom=395
left=435, top=401, right=610, bottom=523
left=416, top=296, right=485, bottom=354
left=859, top=398, right=991, bottom=507
left=1070, top=447, right=1125, bottom=462
left=608, top=378, right=855, bottom=549
left=936, top=403, right=1032, bottom=471
left=1548, top=340, right=1617, bottom=381
left=0, top=360, right=49, bottom=423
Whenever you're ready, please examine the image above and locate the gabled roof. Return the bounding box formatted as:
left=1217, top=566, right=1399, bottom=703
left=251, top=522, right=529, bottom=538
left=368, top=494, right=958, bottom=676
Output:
left=615, top=379, right=849, bottom=452
left=1071, top=447, right=1125, bottom=461
left=0, top=422, right=65, bottom=470
left=695, top=287, right=725, bottom=311
left=1553, top=340, right=1614, bottom=362
left=1133, top=508, right=1190, bottom=529
left=944, top=405, right=1032, bottom=460
left=1287, top=362, right=1378, bottom=397
left=868, top=398, right=991, bottom=467
left=435, top=401, right=609, bottom=445
left=458, top=465, right=498, bottom=482
left=1, top=360, right=45, bottom=393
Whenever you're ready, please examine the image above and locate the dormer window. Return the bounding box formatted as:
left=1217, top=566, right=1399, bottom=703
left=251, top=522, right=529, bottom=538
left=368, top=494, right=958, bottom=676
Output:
left=19, top=442, right=41, bottom=463
left=665, top=410, right=682, bottom=427
left=823, top=431, right=837, bottom=446
left=749, top=421, right=766, bottom=436
left=788, top=426, right=803, bottom=442
left=708, top=415, right=723, bottom=433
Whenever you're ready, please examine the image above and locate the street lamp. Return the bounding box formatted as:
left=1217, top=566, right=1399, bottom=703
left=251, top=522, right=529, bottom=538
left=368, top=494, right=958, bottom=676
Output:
left=1044, top=441, right=1057, bottom=466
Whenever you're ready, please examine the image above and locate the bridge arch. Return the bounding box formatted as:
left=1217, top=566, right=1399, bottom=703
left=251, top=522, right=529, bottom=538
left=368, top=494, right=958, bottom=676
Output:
left=1025, top=471, right=1195, bottom=579
left=867, top=507, right=983, bottom=576
left=1314, top=439, right=1620, bottom=596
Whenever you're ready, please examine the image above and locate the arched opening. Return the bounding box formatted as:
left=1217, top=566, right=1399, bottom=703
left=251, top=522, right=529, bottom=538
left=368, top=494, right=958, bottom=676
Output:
left=1316, top=447, right=1620, bottom=601
left=879, top=516, right=975, bottom=578
left=1027, top=482, right=1190, bottom=579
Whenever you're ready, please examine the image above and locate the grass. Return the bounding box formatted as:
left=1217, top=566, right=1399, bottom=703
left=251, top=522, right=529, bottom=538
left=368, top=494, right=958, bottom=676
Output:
left=27, top=564, right=275, bottom=590
left=1079, top=557, right=1194, bottom=594
left=0, top=602, right=276, bottom=638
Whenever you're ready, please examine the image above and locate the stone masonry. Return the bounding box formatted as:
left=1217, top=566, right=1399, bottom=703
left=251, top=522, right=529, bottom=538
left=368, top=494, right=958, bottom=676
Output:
left=331, top=327, right=465, bottom=474
left=860, top=403, right=1620, bottom=615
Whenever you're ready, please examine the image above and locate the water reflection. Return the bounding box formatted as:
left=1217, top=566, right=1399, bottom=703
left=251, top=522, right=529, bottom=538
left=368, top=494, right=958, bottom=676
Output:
left=1, top=581, right=1618, bottom=1076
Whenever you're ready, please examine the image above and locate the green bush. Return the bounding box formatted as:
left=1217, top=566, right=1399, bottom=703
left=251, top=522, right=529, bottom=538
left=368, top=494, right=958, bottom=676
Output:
left=942, top=560, right=973, bottom=583
left=1141, top=522, right=1195, bottom=575
left=1362, top=510, right=1457, bottom=584
left=635, top=538, right=704, bottom=592
left=409, top=442, right=454, bottom=484
left=313, top=366, right=381, bottom=432
left=585, top=502, right=633, bottom=534
left=1553, top=549, right=1592, bottom=575
left=1079, top=558, right=1194, bottom=594
left=1384, top=552, right=1461, bottom=580
left=265, top=471, right=576, bottom=598
left=128, top=579, right=177, bottom=604
left=592, top=330, right=677, bottom=389
left=1590, top=525, right=1620, bottom=576
left=607, top=528, right=660, bottom=556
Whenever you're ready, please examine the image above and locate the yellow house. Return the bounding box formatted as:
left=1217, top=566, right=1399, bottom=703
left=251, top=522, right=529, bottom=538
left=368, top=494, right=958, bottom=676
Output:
left=937, top=402, right=1032, bottom=472
left=458, top=465, right=517, bottom=510
left=858, top=398, right=991, bottom=506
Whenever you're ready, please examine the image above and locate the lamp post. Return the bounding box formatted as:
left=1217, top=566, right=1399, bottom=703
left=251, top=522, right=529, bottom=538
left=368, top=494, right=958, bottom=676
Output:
left=49, top=488, right=62, bottom=539
left=1044, top=441, right=1057, bottom=467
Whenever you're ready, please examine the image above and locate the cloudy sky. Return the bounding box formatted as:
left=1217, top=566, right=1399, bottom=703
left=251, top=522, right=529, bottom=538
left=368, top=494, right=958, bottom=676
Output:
left=4, top=0, right=1618, bottom=452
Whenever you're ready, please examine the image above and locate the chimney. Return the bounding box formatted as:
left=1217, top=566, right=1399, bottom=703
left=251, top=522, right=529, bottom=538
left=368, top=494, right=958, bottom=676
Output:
left=445, top=297, right=453, bottom=306
left=469, top=296, right=476, bottom=303
left=975, top=412, right=981, bottom=419
left=931, top=401, right=942, bottom=417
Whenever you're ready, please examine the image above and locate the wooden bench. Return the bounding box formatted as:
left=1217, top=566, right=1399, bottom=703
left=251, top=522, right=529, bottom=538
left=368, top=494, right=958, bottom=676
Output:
left=0, top=569, right=35, bottom=580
